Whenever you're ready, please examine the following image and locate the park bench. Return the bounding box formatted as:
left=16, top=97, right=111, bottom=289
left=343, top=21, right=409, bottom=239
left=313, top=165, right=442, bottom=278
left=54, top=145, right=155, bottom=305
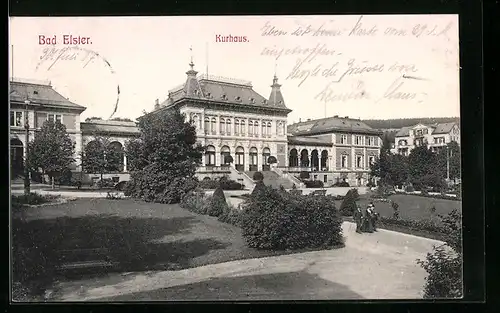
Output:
left=57, top=248, right=116, bottom=270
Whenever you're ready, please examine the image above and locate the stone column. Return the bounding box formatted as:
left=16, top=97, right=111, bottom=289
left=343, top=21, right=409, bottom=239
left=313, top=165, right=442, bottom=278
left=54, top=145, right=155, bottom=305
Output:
left=244, top=151, right=250, bottom=172
left=215, top=146, right=221, bottom=167
left=216, top=115, right=221, bottom=135
left=123, top=154, right=127, bottom=172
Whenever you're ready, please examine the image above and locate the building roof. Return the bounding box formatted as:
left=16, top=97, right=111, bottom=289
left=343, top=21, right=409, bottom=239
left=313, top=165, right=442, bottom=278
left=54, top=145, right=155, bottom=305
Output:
left=81, top=119, right=139, bottom=135
left=159, top=69, right=290, bottom=112
left=432, top=122, right=457, bottom=134
left=9, top=79, right=86, bottom=111
left=287, top=135, right=333, bottom=147
left=287, top=116, right=382, bottom=136
left=394, top=122, right=458, bottom=137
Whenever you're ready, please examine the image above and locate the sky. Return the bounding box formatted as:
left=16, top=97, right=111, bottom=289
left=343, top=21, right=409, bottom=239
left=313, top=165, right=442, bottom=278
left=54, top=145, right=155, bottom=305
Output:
left=9, top=15, right=459, bottom=124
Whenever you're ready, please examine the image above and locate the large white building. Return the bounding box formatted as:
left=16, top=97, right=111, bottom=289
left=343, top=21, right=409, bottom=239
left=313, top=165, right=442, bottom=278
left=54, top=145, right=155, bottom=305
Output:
left=390, top=122, right=461, bottom=156
left=9, top=61, right=383, bottom=188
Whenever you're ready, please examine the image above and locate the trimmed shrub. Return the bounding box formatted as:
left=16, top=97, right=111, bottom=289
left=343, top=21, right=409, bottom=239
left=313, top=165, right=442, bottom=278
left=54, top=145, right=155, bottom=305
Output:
left=339, top=188, right=359, bottom=216
left=251, top=180, right=266, bottom=198
left=240, top=186, right=343, bottom=250
left=303, top=180, right=324, bottom=188
left=207, top=186, right=228, bottom=217
left=253, top=171, right=264, bottom=181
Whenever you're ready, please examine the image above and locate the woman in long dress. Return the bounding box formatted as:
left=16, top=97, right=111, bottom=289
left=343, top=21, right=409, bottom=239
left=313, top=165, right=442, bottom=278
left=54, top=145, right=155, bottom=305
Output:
left=367, top=203, right=379, bottom=231
left=361, top=206, right=374, bottom=233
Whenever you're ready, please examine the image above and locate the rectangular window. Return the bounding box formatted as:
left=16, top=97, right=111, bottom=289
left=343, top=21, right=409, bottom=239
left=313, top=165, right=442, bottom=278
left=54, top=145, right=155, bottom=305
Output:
left=355, top=135, right=362, bottom=145
left=10, top=111, right=23, bottom=127
left=47, top=114, right=62, bottom=123
left=341, top=155, right=348, bottom=168
left=356, top=156, right=362, bottom=168
left=340, top=135, right=347, bottom=144
left=369, top=156, right=375, bottom=165
left=323, top=175, right=327, bottom=183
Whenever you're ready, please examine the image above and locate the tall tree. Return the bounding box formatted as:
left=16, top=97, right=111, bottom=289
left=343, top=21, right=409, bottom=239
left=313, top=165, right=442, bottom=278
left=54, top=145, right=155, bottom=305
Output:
left=27, top=120, right=75, bottom=182
left=408, top=144, right=444, bottom=190
left=81, top=134, right=123, bottom=182
left=126, top=108, right=204, bottom=203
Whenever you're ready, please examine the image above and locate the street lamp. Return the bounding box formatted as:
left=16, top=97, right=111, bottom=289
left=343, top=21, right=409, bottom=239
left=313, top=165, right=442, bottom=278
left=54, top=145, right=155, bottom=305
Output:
left=23, top=98, right=31, bottom=196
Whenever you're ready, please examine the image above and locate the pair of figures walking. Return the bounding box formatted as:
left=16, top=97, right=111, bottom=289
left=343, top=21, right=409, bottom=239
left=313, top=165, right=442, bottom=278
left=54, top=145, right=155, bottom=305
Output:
left=354, top=202, right=379, bottom=233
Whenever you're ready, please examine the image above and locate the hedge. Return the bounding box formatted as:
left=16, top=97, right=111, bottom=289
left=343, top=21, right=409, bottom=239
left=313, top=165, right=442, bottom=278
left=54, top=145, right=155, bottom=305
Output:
left=198, top=178, right=244, bottom=190
left=303, top=180, right=324, bottom=188
left=240, top=185, right=344, bottom=250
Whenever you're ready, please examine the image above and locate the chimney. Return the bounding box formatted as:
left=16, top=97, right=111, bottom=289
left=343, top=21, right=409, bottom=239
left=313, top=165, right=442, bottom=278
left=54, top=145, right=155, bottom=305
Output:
left=154, top=99, right=160, bottom=110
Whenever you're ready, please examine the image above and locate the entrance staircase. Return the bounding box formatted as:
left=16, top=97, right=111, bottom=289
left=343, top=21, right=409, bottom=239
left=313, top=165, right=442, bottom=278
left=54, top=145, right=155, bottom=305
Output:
left=245, top=171, right=295, bottom=189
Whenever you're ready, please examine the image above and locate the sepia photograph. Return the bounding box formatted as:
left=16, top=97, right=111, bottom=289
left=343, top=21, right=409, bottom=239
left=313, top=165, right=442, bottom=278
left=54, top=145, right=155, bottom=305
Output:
left=9, top=15, right=462, bottom=301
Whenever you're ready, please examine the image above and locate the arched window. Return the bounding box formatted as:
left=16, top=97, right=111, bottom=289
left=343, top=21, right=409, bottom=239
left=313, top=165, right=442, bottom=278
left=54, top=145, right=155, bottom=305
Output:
left=262, top=147, right=271, bottom=171
left=235, top=119, right=240, bottom=135
left=248, top=121, right=253, bottom=136
left=204, top=118, right=210, bottom=133
left=262, top=122, right=267, bottom=136
left=341, top=154, right=348, bottom=168
left=220, top=118, right=226, bottom=134
left=289, top=148, right=298, bottom=167
left=235, top=146, right=244, bottom=171
left=226, top=119, right=231, bottom=135
left=205, top=145, right=216, bottom=166
left=221, top=146, right=231, bottom=165
left=267, top=122, right=272, bottom=136
left=254, top=121, right=259, bottom=136
left=192, top=114, right=199, bottom=130
left=321, top=150, right=328, bottom=170
left=240, top=120, right=246, bottom=135
left=108, top=141, right=125, bottom=172
left=249, top=147, right=258, bottom=171
left=211, top=118, right=216, bottom=134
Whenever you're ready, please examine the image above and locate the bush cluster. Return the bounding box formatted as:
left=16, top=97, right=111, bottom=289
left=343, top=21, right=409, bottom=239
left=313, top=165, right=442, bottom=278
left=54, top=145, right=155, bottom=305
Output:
left=240, top=185, right=344, bottom=250
left=125, top=168, right=199, bottom=204
left=303, top=180, right=324, bottom=188
left=379, top=216, right=447, bottom=234
left=217, top=203, right=243, bottom=227
left=11, top=193, right=53, bottom=208
left=339, top=188, right=359, bottom=216
left=417, top=209, right=462, bottom=298
left=180, top=189, right=212, bottom=215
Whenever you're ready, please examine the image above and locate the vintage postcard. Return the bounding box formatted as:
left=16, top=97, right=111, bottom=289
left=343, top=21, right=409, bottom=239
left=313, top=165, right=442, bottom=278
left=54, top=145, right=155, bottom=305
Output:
left=9, top=15, right=462, bottom=301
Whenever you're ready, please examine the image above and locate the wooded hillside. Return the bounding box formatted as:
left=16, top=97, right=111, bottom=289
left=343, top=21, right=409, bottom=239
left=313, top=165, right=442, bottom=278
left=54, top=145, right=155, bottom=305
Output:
left=362, top=117, right=460, bottom=130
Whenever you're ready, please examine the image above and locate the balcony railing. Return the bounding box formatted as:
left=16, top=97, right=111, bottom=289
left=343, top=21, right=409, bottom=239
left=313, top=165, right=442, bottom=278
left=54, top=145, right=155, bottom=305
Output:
left=276, top=166, right=330, bottom=172
left=197, top=165, right=231, bottom=173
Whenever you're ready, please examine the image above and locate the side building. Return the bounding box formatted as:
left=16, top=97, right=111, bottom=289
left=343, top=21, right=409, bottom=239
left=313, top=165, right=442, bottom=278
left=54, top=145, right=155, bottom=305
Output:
left=9, top=78, right=86, bottom=177
left=286, top=116, right=383, bottom=186
left=390, top=122, right=461, bottom=156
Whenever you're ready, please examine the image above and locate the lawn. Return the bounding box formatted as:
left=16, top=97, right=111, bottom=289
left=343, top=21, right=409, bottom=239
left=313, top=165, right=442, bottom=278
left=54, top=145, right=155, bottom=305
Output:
left=344, top=193, right=461, bottom=222
left=11, top=198, right=331, bottom=300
